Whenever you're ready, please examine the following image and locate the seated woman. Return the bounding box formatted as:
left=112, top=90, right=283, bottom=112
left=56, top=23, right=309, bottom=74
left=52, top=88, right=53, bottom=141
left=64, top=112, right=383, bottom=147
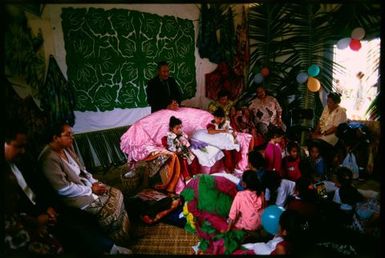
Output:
left=38, top=122, right=132, bottom=247
left=120, top=107, right=253, bottom=193
left=311, top=92, right=347, bottom=146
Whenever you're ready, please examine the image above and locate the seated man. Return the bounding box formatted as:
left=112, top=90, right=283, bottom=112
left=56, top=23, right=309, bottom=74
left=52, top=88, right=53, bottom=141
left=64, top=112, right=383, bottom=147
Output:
left=146, top=61, right=182, bottom=113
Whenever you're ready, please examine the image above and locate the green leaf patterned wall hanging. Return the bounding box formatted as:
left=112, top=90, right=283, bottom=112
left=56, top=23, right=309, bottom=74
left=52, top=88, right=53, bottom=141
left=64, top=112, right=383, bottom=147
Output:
left=61, top=7, right=196, bottom=111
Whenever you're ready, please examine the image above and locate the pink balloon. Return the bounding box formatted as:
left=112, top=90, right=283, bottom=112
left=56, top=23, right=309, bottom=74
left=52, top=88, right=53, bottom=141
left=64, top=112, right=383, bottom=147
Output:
left=349, top=39, right=361, bottom=51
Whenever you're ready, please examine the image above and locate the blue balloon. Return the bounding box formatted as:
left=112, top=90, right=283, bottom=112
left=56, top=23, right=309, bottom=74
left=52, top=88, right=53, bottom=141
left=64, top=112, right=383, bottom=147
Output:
left=296, top=72, right=308, bottom=84
left=261, top=205, right=285, bottom=235
left=307, top=64, right=320, bottom=77
left=253, top=73, right=264, bottom=84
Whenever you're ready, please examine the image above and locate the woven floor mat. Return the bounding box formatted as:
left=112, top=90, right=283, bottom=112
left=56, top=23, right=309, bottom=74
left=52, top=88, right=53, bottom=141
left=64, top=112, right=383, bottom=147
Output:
left=130, top=222, right=199, bottom=255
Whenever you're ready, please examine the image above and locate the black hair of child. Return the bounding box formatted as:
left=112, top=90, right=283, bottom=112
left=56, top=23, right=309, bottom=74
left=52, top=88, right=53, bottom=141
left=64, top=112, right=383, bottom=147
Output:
left=279, top=209, right=310, bottom=254
left=217, top=89, right=230, bottom=99
left=169, top=116, right=182, bottom=129
left=336, top=166, right=364, bottom=206
left=213, top=107, right=225, bottom=118
left=248, top=149, right=266, bottom=169
left=295, top=177, right=318, bottom=202
left=242, top=170, right=263, bottom=195
left=287, top=141, right=300, bottom=152
left=262, top=170, right=281, bottom=191
left=266, top=125, right=285, bottom=141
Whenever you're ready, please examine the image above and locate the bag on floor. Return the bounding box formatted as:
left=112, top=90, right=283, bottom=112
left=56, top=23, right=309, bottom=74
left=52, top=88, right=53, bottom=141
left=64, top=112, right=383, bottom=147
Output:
left=341, top=152, right=359, bottom=179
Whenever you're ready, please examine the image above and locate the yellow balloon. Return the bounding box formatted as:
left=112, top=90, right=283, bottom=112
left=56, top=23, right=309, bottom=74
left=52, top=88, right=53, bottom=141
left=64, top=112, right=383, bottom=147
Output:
left=307, top=77, right=321, bottom=92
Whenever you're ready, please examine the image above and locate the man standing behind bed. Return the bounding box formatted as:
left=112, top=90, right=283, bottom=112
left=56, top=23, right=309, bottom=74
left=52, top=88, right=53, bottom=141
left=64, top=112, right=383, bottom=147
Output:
left=146, top=61, right=182, bottom=112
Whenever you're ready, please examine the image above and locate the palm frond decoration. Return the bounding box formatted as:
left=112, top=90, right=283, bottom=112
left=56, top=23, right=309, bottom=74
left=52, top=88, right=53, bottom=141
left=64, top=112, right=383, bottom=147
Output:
left=196, top=3, right=235, bottom=64
left=41, top=55, right=76, bottom=126
left=366, top=93, right=380, bottom=121
left=239, top=3, right=295, bottom=109
left=5, top=5, right=45, bottom=96
left=283, top=3, right=339, bottom=114
left=327, top=3, right=381, bottom=40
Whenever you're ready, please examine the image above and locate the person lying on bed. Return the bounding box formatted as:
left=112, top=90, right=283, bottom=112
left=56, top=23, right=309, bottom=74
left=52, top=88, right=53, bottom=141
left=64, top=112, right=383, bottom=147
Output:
left=207, top=107, right=241, bottom=173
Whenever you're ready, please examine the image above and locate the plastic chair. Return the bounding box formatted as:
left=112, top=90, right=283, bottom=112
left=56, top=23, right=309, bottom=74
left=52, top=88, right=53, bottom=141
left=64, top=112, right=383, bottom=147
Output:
left=287, top=108, right=314, bottom=142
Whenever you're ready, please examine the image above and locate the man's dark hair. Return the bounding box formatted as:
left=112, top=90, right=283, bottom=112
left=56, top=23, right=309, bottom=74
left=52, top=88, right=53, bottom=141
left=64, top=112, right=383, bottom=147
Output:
left=5, top=119, right=28, bottom=143
left=157, top=61, right=169, bottom=69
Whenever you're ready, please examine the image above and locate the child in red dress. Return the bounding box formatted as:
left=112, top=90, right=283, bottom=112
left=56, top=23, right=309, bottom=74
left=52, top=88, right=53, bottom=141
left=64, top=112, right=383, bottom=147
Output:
left=282, top=141, right=302, bottom=181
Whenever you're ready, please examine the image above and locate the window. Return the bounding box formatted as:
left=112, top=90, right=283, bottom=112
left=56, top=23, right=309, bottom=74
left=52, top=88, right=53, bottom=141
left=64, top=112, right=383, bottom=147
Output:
left=332, top=38, right=380, bottom=120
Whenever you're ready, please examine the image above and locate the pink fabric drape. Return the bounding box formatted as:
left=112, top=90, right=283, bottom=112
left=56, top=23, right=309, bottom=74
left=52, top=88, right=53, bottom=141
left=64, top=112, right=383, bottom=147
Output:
left=120, top=107, right=251, bottom=170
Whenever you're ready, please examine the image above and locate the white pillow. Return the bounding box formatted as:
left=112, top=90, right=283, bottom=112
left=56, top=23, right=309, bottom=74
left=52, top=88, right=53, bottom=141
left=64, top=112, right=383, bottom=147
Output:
left=191, top=129, right=240, bottom=151
left=190, top=145, right=224, bottom=167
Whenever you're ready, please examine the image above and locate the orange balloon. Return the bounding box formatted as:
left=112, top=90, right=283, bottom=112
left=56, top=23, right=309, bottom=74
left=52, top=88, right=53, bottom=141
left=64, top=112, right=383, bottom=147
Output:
left=260, top=67, right=270, bottom=77
left=307, top=77, right=321, bottom=92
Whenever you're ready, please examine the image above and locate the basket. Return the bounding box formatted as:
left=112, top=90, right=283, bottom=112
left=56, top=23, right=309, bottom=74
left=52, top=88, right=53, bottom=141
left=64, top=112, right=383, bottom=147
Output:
left=120, top=168, right=141, bottom=196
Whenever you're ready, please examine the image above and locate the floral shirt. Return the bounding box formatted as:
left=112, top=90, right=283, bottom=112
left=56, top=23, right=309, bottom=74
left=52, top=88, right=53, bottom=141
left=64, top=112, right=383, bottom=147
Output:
left=249, top=96, right=282, bottom=126
left=166, top=131, right=195, bottom=164
left=207, top=119, right=233, bottom=131
left=208, top=100, right=234, bottom=119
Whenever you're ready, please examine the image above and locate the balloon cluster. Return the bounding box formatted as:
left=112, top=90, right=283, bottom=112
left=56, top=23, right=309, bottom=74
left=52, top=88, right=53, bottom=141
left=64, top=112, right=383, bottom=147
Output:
left=296, top=64, right=321, bottom=92
left=253, top=67, right=270, bottom=84
left=336, top=27, right=365, bottom=51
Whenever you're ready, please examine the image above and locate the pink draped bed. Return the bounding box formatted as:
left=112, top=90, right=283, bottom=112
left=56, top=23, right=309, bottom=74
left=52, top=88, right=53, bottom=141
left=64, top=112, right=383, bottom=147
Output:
left=120, top=107, right=252, bottom=171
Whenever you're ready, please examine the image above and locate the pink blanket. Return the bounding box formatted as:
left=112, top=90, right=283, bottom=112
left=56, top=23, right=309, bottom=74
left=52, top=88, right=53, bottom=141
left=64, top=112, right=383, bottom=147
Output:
left=120, top=107, right=252, bottom=170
